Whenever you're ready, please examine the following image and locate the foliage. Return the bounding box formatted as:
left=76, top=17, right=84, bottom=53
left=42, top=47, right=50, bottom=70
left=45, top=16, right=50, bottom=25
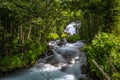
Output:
left=0, top=0, right=82, bottom=74
left=0, top=41, right=45, bottom=72
left=0, top=1, right=120, bottom=79
left=61, top=32, right=67, bottom=38
left=62, top=0, right=120, bottom=79
left=84, top=32, right=120, bottom=79
left=64, top=0, right=120, bottom=43
left=66, top=35, right=81, bottom=43
left=112, top=72, right=120, bottom=80
left=48, top=33, right=59, bottom=40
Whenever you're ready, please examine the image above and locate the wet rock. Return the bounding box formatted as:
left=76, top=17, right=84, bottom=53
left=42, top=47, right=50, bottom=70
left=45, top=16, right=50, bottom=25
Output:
left=81, top=64, right=87, bottom=74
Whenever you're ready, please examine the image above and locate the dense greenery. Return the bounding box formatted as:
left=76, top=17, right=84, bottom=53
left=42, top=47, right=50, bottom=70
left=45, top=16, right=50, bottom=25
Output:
left=84, top=32, right=120, bottom=79
left=66, top=35, right=81, bottom=43
left=62, top=0, right=120, bottom=79
left=0, top=0, right=120, bottom=79
left=0, top=0, right=81, bottom=74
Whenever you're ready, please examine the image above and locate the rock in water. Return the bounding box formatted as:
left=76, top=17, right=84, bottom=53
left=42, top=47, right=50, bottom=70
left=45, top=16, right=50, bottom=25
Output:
left=51, top=49, right=66, bottom=63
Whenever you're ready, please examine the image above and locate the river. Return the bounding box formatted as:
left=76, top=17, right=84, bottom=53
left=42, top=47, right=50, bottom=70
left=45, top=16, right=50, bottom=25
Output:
left=1, top=22, right=90, bottom=80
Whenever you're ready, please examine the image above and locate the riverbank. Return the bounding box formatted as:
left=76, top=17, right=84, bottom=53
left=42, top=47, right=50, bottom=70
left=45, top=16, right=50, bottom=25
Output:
left=1, top=39, right=90, bottom=80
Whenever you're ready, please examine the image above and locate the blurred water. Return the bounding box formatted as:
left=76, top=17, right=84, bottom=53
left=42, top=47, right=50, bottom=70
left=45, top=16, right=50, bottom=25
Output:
left=64, top=22, right=81, bottom=36
left=1, top=22, right=88, bottom=80
left=1, top=40, right=87, bottom=80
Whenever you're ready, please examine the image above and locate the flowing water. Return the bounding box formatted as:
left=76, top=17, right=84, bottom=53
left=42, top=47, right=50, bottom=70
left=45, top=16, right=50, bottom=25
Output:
left=1, top=40, right=88, bottom=80
left=1, top=22, right=89, bottom=80
left=64, top=22, right=81, bottom=36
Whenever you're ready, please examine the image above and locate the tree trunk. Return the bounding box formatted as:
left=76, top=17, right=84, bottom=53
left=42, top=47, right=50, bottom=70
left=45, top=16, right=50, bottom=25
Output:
left=27, top=26, right=32, bottom=39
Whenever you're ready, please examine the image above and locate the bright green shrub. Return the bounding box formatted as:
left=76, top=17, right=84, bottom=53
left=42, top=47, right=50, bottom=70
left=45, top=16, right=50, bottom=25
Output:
left=48, top=33, right=59, bottom=40
left=112, top=72, right=120, bottom=80
left=61, top=32, right=67, bottom=38
left=0, top=39, right=46, bottom=72
left=11, top=56, right=22, bottom=68
left=1, top=55, right=22, bottom=71
left=84, top=31, right=120, bottom=79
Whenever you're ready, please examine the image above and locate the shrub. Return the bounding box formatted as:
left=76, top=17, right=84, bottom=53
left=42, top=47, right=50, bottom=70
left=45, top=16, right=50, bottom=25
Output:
left=66, top=35, right=81, bottom=42
left=48, top=33, right=59, bottom=40
left=84, top=31, right=120, bottom=79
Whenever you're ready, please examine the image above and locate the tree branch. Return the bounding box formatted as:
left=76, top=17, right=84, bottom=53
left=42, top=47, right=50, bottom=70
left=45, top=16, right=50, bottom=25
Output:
left=92, top=59, right=111, bottom=80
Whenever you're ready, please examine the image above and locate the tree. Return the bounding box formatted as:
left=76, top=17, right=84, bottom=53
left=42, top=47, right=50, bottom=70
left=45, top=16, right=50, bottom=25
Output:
left=0, top=0, right=83, bottom=74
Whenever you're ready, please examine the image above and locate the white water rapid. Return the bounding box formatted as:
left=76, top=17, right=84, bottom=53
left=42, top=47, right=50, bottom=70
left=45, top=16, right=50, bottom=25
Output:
left=64, top=22, right=81, bottom=36
left=1, top=39, right=88, bottom=80
left=1, top=22, right=89, bottom=80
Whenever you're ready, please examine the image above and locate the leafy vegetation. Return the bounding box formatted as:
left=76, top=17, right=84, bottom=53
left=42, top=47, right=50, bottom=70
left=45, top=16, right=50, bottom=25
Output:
left=0, top=0, right=81, bottom=74
left=48, top=33, right=59, bottom=40
left=63, top=0, right=120, bottom=79
left=84, top=32, right=120, bottom=79
left=0, top=0, right=120, bottom=79
left=66, top=35, right=81, bottom=43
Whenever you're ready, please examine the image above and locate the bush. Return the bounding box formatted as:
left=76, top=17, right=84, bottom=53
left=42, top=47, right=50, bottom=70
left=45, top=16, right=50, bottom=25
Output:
left=112, top=72, right=120, bottom=80
left=84, top=31, right=120, bottom=79
left=66, top=35, right=81, bottom=42
left=48, top=33, right=59, bottom=40
left=0, top=39, right=47, bottom=72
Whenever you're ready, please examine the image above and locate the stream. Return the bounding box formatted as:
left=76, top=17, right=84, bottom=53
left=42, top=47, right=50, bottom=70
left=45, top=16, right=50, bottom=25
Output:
left=1, top=22, right=90, bottom=80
